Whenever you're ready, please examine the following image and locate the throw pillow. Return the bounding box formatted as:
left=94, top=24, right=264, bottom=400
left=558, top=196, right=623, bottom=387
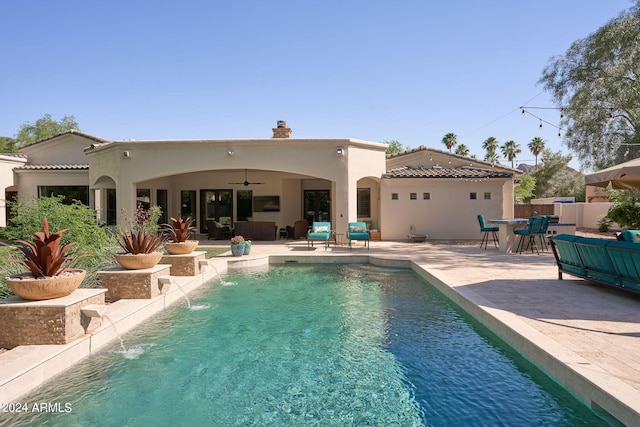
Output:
left=314, top=226, right=329, bottom=232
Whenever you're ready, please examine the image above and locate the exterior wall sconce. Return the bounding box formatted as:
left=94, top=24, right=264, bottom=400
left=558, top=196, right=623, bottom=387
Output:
left=227, top=150, right=235, bottom=157
left=123, top=151, right=131, bottom=158
left=336, top=147, right=344, bottom=156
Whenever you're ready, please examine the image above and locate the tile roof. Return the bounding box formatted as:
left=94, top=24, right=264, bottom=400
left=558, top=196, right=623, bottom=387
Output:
left=13, top=164, right=89, bottom=171
left=18, top=130, right=112, bottom=150
left=383, top=165, right=514, bottom=179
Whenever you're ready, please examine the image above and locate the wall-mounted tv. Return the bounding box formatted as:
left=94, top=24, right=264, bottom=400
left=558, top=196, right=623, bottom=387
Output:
left=253, top=195, right=280, bottom=212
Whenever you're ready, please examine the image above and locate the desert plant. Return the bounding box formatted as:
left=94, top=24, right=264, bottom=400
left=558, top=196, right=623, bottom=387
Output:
left=162, top=215, right=195, bottom=243
left=116, top=203, right=166, bottom=254
left=12, top=218, right=81, bottom=277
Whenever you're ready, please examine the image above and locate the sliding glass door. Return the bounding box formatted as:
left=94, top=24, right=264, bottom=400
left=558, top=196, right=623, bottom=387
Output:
left=200, top=190, right=233, bottom=233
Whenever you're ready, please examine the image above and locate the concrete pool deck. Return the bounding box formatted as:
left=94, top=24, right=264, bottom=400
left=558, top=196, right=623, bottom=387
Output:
left=1, top=238, right=639, bottom=425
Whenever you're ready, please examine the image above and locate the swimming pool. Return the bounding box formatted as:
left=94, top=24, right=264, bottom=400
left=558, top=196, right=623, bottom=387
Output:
left=3, top=264, right=605, bottom=426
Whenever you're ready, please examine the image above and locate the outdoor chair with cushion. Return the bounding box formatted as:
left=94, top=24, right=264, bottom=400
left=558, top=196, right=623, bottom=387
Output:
left=307, top=222, right=331, bottom=250
left=286, top=220, right=309, bottom=240
left=347, top=222, right=370, bottom=250
left=477, top=214, right=498, bottom=249
left=206, top=220, right=231, bottom=240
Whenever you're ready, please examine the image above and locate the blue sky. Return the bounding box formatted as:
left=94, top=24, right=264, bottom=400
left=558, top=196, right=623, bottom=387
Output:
left=0, top=0, right=633, bottom=171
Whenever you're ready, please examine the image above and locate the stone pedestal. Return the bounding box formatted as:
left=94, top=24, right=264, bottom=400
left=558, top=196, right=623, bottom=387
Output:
left=160, top=251, right=206, bottom=276
left=98, top=264, right=171, bottom=302
left=0, top=289, right=107, bottom=349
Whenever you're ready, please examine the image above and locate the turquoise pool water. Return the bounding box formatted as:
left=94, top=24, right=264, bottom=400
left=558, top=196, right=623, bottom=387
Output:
left=3, top=264, right=605, bottom=426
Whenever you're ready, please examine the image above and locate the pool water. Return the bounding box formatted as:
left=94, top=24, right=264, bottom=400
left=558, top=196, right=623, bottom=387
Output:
left=3, top=264, right=606, bottom=426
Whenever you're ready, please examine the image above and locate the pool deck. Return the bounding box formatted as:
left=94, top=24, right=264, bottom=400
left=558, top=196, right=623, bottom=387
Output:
left=1, top=237, right=640, bottom=425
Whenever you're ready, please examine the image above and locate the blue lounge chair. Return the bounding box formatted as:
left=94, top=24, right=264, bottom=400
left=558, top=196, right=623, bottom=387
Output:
left=307, top=222, right=331, bottom=250
left=477, top=214, right=498, bottom=249
left=347, top=222, right=370, bottom=250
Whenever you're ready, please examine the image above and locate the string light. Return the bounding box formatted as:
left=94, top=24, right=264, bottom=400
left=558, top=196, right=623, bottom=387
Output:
left=539, top=119, right=543, bottom=131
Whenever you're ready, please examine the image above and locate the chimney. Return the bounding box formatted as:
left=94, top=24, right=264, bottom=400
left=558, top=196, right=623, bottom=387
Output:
left=272, top=120, right=292, bottom=138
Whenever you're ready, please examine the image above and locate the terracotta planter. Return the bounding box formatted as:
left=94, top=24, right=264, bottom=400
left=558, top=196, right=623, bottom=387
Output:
left=164, top=240, right=199, bottom=255
left=114, top=252, right=164, bottom=270
left=6, top=269, right=86, bottom=301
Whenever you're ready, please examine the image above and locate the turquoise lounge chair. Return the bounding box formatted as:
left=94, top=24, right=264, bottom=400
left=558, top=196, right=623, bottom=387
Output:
left=347, top=222, right=370, bottom=250
left=307, top=222, right=331, bottom=250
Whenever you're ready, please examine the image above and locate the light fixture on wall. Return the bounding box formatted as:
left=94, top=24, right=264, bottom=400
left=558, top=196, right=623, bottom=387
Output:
left=227, top=150, right=235, bottom=157
left=336, top=147, right=344, bottom=156
left=123, top=151, right=131, bottom=158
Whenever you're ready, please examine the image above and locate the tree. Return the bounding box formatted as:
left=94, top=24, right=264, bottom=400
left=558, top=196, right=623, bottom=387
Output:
left=530, top=149, right=585, bottom=201
left=482, top=136, right=499, bottom=162
left=501, top=140, right=521, bottom=168
left=14, top=114, right=79, bottom=147
left=539, top=2, right=640, bottom=170
left=383, top=140, right=408, bottom=155
left=514, top=175, right=536, bottom=203
left=441, top=132, right=457, bottom=152
left=527, top=137, right=545, bottom=167
left=455, top=144, right=470, bottom=156
left=0, top=136, right=17, bottom=153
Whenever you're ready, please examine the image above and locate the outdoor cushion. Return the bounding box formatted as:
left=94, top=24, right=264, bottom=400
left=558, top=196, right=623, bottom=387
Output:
left=620, top=230, right=640, bottom=243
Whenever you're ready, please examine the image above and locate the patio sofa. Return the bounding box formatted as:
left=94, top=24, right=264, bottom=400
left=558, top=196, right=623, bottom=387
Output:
left=549, top=233, right=640, bottom=294
left=233, top=221, right=277, bottom=241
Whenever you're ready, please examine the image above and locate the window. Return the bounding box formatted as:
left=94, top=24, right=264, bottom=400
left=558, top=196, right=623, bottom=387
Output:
left=38, top=185, right=89, bottom=205
left=391, top=193, right=399, bottom=200
left=137, top=189, right=151, bottom=210
left=180, top=190, right=196, bottom=220
left=106, top=188, right=117, bottom=226
left=410, top=193, right=417, bottom=200
left=357, top=188, right=371, bottom=217
left=157, top=189, right=168, bottom=224
left=423, top=192, right=431, bottom=200
left=236, top=190, right=252, bottom=221
left=484, top=192, right=492, bottom=200
left=470, top=192, right=477, bottom=200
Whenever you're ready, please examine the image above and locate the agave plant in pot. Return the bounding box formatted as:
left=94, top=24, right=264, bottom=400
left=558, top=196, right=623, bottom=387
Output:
left=114, top=204, right=167, bottom=270
left=6, top=218, right=86, bottom=300
left=162, top=215, right=199, bottom=255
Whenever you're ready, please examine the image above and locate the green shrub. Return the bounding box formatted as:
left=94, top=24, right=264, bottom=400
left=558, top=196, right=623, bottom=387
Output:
left=604, top=189, right=640, bottom=230
left=0, top=196, right=119, bottom=295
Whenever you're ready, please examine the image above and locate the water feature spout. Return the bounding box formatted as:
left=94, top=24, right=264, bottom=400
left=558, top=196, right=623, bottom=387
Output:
left=81, top=304, right=106, bottom=318
left=198, top=259, right=209, bottom=273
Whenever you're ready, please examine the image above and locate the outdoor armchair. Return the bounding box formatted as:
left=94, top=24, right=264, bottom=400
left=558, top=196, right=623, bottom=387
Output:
left=307, top=222, right=331, bottom=250
left=286, top=220, right=309, bottom=240
left=347, top=222, right=370, bottom=250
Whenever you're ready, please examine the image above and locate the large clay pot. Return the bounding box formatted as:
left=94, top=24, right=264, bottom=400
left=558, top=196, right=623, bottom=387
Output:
left=164, top=240, right=199, bottom=255
left=114, top=252, right=164, bottom=270
left=6, top=269, right=86, bottom=301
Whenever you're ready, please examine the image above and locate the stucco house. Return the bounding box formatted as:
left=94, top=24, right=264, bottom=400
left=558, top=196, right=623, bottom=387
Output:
left=0, top=123, right=520, bottom=241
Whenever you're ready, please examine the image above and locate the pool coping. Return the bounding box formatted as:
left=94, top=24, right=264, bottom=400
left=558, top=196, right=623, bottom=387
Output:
left=0, top=253, right=637, bottom=425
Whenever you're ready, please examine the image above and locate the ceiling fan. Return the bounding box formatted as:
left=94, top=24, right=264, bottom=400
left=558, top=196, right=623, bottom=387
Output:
left=229, top=169, right=265, bottom=186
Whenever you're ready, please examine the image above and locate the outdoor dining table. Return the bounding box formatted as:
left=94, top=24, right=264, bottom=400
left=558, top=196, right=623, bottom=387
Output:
left=487, top=218, right=528, bottom=253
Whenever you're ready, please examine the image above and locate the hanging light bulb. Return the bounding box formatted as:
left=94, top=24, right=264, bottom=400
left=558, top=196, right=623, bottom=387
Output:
left=609, top=112, right=614, bottom=122
left=557, top=131, right=561, bottom=139
left=539, top=119, right=543, bottom=131
left=559, top=109, right=564, bottom=123
left=521, top=109, right=525, bottom=117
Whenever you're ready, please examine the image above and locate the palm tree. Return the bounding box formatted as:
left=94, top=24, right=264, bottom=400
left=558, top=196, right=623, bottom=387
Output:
left=441, top=132, right=457, bottom=152
left=528, top=137, right=545, bottom=167
left=482, top=136, right=499, bottom=160
left=501, top=140, right=521, bottom=168
left=455, top=144, right=470, bottom=156
left=484, top=151, right=500, bottom=164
